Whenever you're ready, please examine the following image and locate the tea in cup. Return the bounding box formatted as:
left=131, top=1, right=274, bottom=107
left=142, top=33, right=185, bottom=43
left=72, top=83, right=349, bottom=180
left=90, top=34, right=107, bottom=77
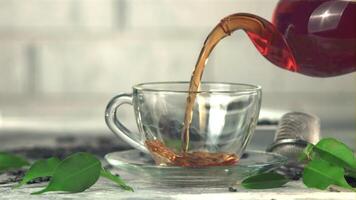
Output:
left=105, top=82, right=261, bottom=167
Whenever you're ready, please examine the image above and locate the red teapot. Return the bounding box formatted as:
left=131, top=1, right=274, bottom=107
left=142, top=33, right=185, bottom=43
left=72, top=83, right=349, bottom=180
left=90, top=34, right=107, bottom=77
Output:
left=215, top=0, right=356, bottom=77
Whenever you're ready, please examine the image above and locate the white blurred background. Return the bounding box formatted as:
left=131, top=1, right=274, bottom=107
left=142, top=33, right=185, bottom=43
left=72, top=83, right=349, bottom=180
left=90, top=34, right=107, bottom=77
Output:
left=0, top=0, right=354, bottom=147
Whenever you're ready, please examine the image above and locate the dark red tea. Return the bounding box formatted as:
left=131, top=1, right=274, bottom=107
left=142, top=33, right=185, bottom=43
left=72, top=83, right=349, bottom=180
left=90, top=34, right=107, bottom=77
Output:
left=145, top=140, right=238, bottom=167
left=273, top=0, right=356, bottom=76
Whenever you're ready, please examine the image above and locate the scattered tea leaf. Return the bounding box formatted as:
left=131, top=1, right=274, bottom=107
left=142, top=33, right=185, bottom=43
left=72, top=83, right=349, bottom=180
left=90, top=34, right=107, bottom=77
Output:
left=100, top=168, right=133, bottom=192
left=241, top=172, right=289, bottom=189
left=15, top=157, right=61, bottom=188
left=32, top=152, right=101, bottom=195
left=0, top=152, right=29, bottom=172
left=303, top=158, right=351, bottom=190
left=314, top=138, right=356, bottom=169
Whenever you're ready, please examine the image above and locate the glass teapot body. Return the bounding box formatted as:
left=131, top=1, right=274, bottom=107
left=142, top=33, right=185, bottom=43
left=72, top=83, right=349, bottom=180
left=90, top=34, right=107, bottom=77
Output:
left=214, top=0, right=355, bottom=77
left=272, top=0, right=356, bottom=77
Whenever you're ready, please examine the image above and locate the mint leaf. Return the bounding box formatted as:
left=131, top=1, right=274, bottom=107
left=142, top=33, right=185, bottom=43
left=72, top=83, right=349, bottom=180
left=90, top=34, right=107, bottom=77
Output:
left=100, top=168, right=133, bottom=192
left=0, top=152, right=29, bottom=172
left=32, top=152, right=101, bottom=195
left=303, top=158, right=351, bottom=190
left=314, top=138, right=356, bottom=169
left=15, top=157, right=61, bottom=188
left=241, top=172, right=289, bottom=189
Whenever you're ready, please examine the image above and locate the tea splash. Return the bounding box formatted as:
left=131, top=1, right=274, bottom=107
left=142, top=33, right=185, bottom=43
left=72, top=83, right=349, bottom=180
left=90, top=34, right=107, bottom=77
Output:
left=181, top=13, right=296, bottom=153
left=145, top=140, right=238, bottom=167
left=146, top=2, right=356, bottom=167
left=146, top=13, right=294, bottom=167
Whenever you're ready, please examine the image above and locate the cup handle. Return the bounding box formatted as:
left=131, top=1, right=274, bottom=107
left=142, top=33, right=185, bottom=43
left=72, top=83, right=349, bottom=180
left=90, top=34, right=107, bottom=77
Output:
left=105, top=93, right=149, bottom=154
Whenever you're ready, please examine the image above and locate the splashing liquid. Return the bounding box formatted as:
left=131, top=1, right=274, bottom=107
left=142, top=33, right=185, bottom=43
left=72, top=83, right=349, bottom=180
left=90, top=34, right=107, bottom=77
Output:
left=181, top=13, right=296, bottom=152
left=179, top=1, right=356, bottom=151
left=145, top=13, right=294, bottom=167
left=145, top=140, right=238, bottom=167
left=146, top=2, right=356, bottom=165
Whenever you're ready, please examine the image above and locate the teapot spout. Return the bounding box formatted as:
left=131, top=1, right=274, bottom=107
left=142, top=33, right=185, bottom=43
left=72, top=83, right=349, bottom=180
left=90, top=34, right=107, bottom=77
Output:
left=219, top=13, right=297, bottom=72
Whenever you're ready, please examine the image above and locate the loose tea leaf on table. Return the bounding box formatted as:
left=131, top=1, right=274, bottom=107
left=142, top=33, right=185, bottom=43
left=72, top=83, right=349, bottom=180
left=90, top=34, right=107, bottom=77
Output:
left=241, top=172, right=289, bottom=189
left=100, top=168, right=133, bottom=192
left=303, top=158, right=352, bottom=190
left=0, top=152, right=30, bottom=172
left=32, top=152, right=101, bottom=195
left=15, top=157, right=61, bottom=188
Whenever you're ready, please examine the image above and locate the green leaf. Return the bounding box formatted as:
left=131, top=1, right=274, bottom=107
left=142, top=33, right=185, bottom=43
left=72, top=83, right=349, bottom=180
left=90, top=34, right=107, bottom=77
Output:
left=100, top=168, right=133, bottom=192
left=314, top=138, right=356, bottom=169
left=241, top=172, right=289, bottom=189
left=14, top=157, right=61, bottom=188
left=32, top=152, right=101, bottom=195
left=303, top=158, right=351, bottom=190
left=0, top=152, right=29, bottom=172
left=298, top=143, right=314, bottom=162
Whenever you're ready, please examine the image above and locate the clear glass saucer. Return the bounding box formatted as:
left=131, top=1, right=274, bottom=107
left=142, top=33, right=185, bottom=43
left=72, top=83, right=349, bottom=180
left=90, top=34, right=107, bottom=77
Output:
left=105, top=150, right=287, bottom=187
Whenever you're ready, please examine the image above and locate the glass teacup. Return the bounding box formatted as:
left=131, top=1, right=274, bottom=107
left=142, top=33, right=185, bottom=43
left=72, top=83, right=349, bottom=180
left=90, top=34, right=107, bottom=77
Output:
left=105, top=82, right=261, bottom=167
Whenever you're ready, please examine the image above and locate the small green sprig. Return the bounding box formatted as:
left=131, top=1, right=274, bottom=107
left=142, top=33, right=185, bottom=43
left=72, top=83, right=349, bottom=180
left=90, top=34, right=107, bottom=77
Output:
left=0, top=152, right=29, bottom=173
left=242, top=138, right=356, bottom=191
left=0, top=152, right=133, bottom=194
left=14, top=157, right=61, bottom=188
